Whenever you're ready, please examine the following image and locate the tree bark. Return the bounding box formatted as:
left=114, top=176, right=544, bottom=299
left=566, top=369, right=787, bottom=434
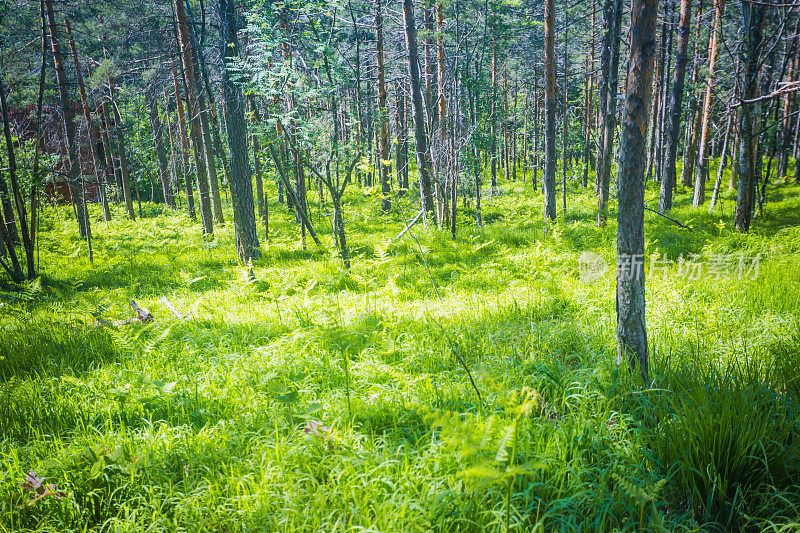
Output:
left=734, top=2, right=764, bottom=232
left=403, top=0, right=436, bottom=221
left=171, top=56, right=196, bottom=219
left=65, top=19, right=111, bottom=223
left=175, top=0, right=214, bottom=234
left=146, top=91, right=175, bottom=207
left=692, top=0, right=725, bottom=207
left=617, top=0, right=658, bottom=382
left=596, top=0, right=623, bottom=226
left=44, top=0, right=92, bottom=240
left=219, top=0, right=260, bottom=261
left=543, top=0, right=557, bottom=220
left=376, top=0, right=391, bottom=213
left=0, top=78, right=34, bottom=278
left=659, top=0, right=694, bottom=212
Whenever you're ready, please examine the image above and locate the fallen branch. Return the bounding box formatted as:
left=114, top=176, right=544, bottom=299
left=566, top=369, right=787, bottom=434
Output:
left=644, top=207, right=693, bottom=231
left=394, top=209, right=425, bottom=241
left=160, top=297, right=185, bottom=320
left=130, top=300, right=154, bottom=323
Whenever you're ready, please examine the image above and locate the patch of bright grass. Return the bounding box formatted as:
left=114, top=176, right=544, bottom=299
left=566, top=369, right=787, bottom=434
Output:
left=1, top=171, right=800, bottom=531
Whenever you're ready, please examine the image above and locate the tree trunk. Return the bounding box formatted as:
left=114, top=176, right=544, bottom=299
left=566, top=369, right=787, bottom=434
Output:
left=109, top=78, right=136, bottom=221
left=617, top=0, right=657, bottom=382
left=680, top=0, right=705, bottom=188
left=0, top=78, right=34, bottom=278
left=171, top=56, right=196, bottom=219
left=709, top=110, right=732, bottom=210
left=376, top=0, right=391, bottom=213
left=175, top=0, right=214, bottom=234
left=219, top=0, right=260, bottom=261
left=44, top=0, right=92, bottom=240
left=734, top=1, right=764, bottom=232
left=692, top=0, right=725, bottom=207
left=65, top=20, right=111, bottom=223
left=543, top=0, right=557, bottom=220
left=596, top=0, right=623, bottom=226
left=659, top=0, right=694, bottom=212
left=146, top=92, right=175, bottom=207
left=403, top=0, right=436, bottom=221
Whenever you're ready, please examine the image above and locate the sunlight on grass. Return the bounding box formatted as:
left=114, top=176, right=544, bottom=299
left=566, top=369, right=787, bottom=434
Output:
left=1, top=177, right=799, bottom=531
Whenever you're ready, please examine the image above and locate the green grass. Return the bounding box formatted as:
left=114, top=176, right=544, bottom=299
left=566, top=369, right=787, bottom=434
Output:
left=2, top=167, right=800, bottom=531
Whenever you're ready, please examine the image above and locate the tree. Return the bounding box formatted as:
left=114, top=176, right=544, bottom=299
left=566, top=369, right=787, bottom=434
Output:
left=659, top=0, right=694, bottom=212
left=734, top=1, right=764, bottom=232
left=543, top=0, right=557, bottom=221
left=403, top=0, right=436, bottom=222
left=617, top=0, right=659, bottom=382
left=219, top=0, right=260, bottom=262
left=596, top=0, right=623, bottom=226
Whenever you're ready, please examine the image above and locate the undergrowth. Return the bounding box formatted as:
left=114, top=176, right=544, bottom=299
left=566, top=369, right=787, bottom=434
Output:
left=1, top=171, right=800, bottom=531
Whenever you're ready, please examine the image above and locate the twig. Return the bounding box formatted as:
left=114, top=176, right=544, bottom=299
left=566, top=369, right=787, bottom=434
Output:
left=393, top=209, right=424, bottom=241
left=644, top=206, right=693, bottom=231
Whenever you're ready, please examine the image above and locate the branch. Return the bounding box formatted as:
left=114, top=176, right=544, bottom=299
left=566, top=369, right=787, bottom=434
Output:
left=644, top=207, right=693, bottom=231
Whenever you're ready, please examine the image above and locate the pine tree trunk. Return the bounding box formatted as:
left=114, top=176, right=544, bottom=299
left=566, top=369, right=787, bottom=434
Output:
left=171, top=57, right=196, bottom=219
left=617, top=0, right=658, bottom=382
left=692, top=0, right=725, bottom=207
left=0, top=76, right=35, bottom=278
left=376, top=0, right=391, bottom=213
left=543, top=0, right=558, bottom=220
left=680, top=0, right=705, bottom=188
left=219, top=0, right=259, bottom=261
left=175, top=0, right=213, bottom=234
left=734, top=1, right=764, bottom=232
left=44, top=0, right=92, bottom=239
left=709, top=110, right=732, bottom=210
left=146, top=92, right=175, bottom=207
left=596, top=0, right=623, bottom=225
left=65, top=20, right=112, bottom=222
left=659, top=0, right=694, bottom=212
left=403, top=0, right=436, bottom=221
left=109, top=78, right=136, bottom=221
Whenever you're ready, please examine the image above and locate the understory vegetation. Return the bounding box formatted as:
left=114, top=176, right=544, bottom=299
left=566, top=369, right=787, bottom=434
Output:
left=2, top=174, right=800, bottom=532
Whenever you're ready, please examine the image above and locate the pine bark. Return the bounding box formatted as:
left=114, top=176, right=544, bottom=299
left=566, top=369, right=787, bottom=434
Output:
left=659, top=0, right=694, bottom=212
left=543, top=0, right=557, bottom=220
left=44, top=0, right=93, bottom=238
left=403, top=0, right=436, bottom=221
left=734, top=2, right=764, bottom=232
left=692, top=0, right=725, bottom=207
left=596, top=0, right=623, bottom=225
left=376, top=0, right=391, bottom=213
left=617, top=0, right=658, bottom=382
left=219, top=0, right=260, bottom=261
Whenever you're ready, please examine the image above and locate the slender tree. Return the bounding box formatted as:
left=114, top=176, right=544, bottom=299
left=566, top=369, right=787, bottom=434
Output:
left=617, top=0, right=659, bottom=382
left=543, top=0, right=557, bottom=220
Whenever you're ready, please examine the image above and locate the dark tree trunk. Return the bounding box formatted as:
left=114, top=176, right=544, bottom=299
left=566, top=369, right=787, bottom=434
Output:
left=543, top=0, right=557, bottom=220
left=659, top=0, right=694, bottom=212
left=219, top=0, right=260, bottom=261
left=147, top=92, right=175, bottom=207
left=0, top=78, right=33, bottom=278
left=44, top=0, right=92, bottom=241
left=403, top=0, right=436, bottom=221
left=692, top=0, right=724, bottom=207
left=734, top=2, right=764, bottom=232
left=376, top=0, right=391, bottom=213
left=596, top=0, right=623, bottom=225
left=617, top=0, right=658, bottom=382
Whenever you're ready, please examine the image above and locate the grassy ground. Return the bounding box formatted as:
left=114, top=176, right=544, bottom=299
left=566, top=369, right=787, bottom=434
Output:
left=2, top=168, right=800, bottom=531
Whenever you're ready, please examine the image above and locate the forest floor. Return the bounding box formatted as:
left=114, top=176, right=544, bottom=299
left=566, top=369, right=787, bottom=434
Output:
left=2, top=167, right=800, bottom=531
